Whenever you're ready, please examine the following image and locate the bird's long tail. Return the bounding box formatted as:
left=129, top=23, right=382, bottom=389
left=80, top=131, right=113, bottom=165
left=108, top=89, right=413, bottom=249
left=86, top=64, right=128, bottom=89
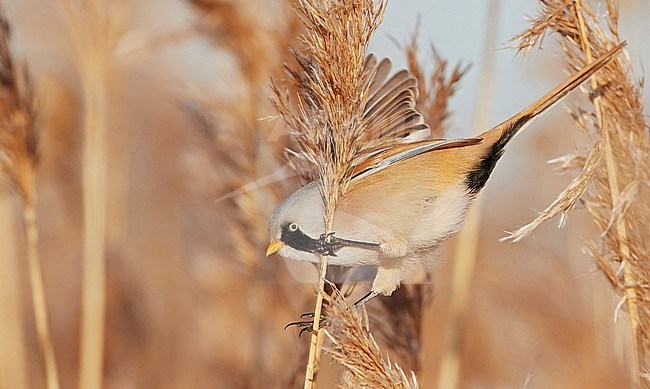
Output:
left=465, top=42, right=625, bottom=194
left=483, top=41, right=625, bottom=144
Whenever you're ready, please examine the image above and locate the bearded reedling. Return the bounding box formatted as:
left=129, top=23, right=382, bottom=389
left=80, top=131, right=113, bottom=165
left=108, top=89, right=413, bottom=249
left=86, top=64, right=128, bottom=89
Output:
left=267, top=43, right=625, bottom=305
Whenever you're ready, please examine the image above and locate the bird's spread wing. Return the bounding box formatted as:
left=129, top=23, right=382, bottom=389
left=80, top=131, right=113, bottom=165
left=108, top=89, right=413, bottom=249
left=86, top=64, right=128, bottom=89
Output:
left=348, top=55, right=483, bottom=182
left=351, top=137, right=482, bottom=181
left=361, top=55, right=430, bottom=142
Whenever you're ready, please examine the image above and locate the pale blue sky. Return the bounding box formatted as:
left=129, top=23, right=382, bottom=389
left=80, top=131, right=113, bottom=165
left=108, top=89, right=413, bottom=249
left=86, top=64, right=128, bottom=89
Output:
left=371, top=0, right=649, bottom=137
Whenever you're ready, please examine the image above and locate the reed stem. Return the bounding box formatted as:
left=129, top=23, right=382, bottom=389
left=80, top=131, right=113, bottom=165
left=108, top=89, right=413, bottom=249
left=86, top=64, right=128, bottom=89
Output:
left=304, top=197, right=336, bottom=388
left=24, top=184, right=61, bottom=389
left=304, top=255, right=327, bottom=389
left=78, top=5, right=109, bottom=385
left=571, top=0, right=640, bottom=380
left=0, top=193, right=29, bottom=389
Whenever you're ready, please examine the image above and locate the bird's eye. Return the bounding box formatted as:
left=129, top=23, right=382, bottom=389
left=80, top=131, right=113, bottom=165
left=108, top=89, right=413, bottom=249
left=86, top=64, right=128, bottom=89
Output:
left=289, top=223, right=298, bottom=232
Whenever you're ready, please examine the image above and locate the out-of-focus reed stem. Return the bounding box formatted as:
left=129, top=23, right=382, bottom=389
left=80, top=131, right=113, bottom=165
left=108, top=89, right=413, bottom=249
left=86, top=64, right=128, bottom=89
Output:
left=571, top=0, right=640, bottom=378
left=79, top=92, right=108, bottom=388
left=79, top=54, right=108, bottom=389
left=437, top=1, right=500, bottom=387
left=24, top=179, right=61, bottom=389
left=0, top=192, right=29, bottom=389
left=72, top=2, right=110, bottom=387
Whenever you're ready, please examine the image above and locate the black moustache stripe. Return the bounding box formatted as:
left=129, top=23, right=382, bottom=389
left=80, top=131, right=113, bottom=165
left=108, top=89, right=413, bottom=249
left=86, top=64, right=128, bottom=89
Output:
left=281, top=227, right=323, bottom=254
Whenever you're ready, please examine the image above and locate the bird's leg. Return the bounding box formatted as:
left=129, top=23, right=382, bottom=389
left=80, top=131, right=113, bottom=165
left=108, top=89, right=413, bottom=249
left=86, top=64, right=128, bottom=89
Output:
left=353, top=290, right=379, bottom=307
left=314, top=232, right=339, bottom=256
left=378, top=237, right=409, bottom=258
left=371, top=266, right=402, bottom=296
left=353, top=267, right=403, bottom=306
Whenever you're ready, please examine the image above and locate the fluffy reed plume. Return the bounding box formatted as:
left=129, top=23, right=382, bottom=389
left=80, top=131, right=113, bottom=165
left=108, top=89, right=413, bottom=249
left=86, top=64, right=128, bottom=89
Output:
left=58, top=1, right=123, bottom=387
left=323, top=286, right=418, bottom=389
left=272, top=0, right=389, bottom=207
left=369, top=33, right=467, bottom=373
left=509, top=0, right=649, bottom=381
left=184, top=1, right=313, bottom=385
left=271, top=1, right=390, bottom=384
left=185, top=0, right=301, bottom=257
left=0, top=9, right=60, bottom=389
left=402, top=29, right=469, bottom=138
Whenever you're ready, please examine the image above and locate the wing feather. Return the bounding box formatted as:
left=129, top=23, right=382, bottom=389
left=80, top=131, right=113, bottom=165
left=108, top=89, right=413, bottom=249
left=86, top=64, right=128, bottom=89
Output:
left=361, top=56, right=429, bottom=142
left=351, top=138, right=482, bottom=181
left=348, top=56, right=482, bottom=183
left=366, top=57, right=392, bottom=96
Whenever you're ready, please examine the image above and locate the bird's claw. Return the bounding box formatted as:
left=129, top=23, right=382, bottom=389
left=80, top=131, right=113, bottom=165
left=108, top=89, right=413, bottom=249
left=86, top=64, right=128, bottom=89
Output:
left=314, top=232, right=341, bottom=257
left=284, top=313, right=327, bottom=338
left=318, top=232, right=336, bottom=240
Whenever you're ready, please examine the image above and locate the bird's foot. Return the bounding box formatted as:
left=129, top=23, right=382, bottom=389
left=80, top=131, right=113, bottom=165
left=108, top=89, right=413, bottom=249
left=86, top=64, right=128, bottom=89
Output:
left=314, top=232, right=340, bottom=256
left=284, top=312, right=327, bottom=338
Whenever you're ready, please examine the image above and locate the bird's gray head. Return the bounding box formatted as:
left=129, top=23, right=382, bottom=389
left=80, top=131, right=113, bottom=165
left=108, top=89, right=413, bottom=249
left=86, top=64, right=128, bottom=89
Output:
left=266, top=181, right=326, bottom=258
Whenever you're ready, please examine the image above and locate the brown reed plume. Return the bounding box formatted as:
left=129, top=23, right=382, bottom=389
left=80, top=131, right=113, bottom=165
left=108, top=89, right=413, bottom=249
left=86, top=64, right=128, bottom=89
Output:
left=0, top=9, right=60, bottom=389
left=184, top=1, right=315, bottom=385
left=508, top=0, right=649, bottom=382
left=402, top=28, right=469, bottom=139
left=323, top=285, right=419, bottom=388
left=185, top=0, right=301, bottom=253
left=368, top=282, right=431, bottom=375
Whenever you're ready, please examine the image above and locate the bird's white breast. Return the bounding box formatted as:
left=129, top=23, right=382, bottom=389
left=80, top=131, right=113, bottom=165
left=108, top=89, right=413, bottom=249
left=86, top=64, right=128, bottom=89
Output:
left=411, top=184, right=471, bottom=248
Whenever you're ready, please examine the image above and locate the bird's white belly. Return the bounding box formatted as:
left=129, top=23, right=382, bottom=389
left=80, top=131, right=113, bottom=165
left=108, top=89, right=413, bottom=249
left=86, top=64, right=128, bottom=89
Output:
left=329, top=246, right=381, bottom=266
left=411, top=185, right=472, bottom=249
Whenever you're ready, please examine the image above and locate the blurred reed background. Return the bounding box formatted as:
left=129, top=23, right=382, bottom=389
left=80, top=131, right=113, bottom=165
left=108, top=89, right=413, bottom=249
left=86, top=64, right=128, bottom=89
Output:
left=0, top=0, right=648, bottom=387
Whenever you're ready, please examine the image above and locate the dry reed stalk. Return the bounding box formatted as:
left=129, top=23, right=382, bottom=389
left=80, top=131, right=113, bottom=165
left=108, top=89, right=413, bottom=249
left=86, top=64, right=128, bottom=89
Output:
left=437, top=1, right=500, bottom=387
left=58, top=1, right=122, bottom=387
left=323, top=285, right=418, bottom=388
left=509, top=0, right=649, bottom=383
left=0, top=8, right=61, bottom=389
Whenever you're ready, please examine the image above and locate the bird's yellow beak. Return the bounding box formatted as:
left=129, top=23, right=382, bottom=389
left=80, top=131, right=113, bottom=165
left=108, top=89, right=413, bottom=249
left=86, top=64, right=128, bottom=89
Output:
left=266, top=240, right=285, bottom=257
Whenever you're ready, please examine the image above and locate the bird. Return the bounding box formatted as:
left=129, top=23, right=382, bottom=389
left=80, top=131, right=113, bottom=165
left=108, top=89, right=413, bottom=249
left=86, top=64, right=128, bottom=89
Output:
left=266, top=43, right=625, bottom=306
